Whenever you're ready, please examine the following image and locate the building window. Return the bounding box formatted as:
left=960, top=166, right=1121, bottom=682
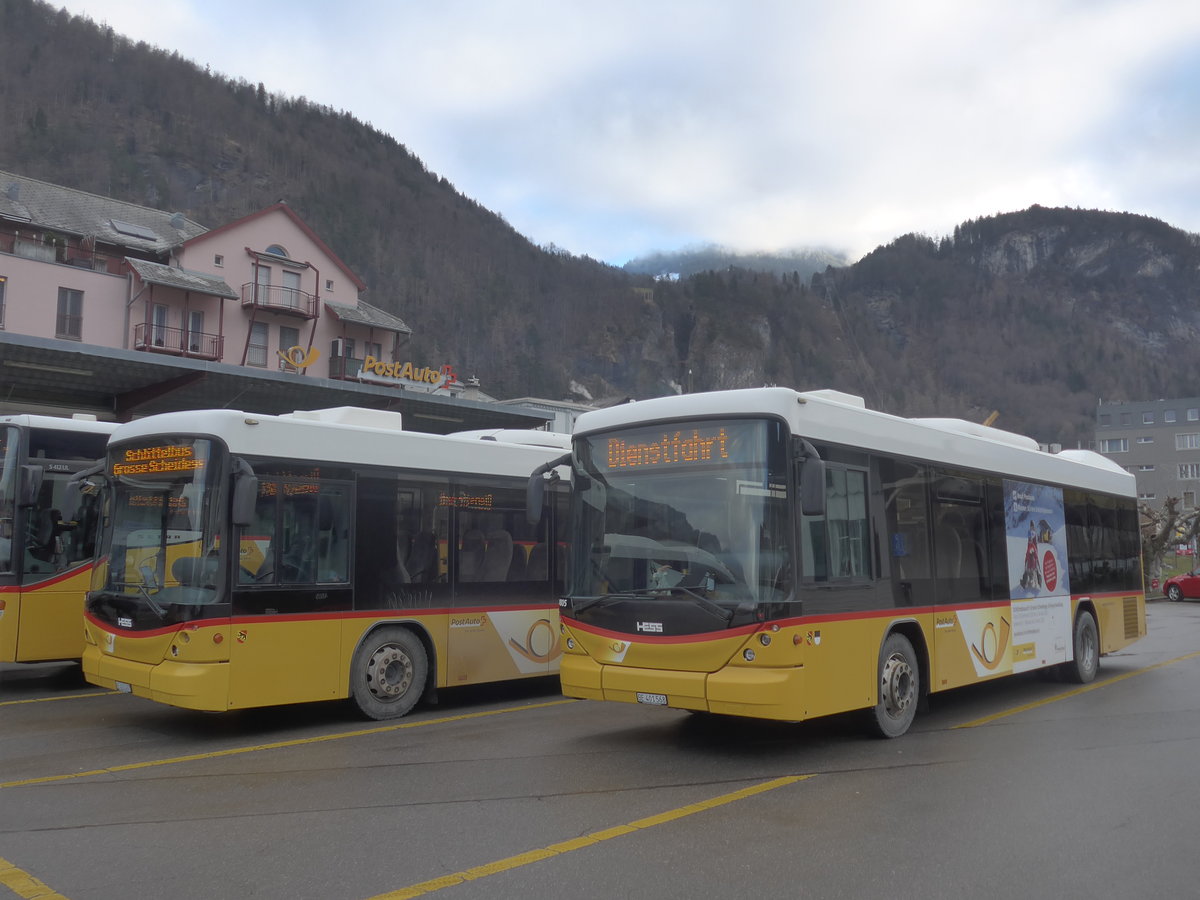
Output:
left=325, top=279, right=334, bottom=291
left=151, top=303, right=169, bottom=346
left=1119, top=413, right=1132, bottom=425
left=1185, top=492, right=1196, bottom=509
left=343, top=338, right=356, bottom=360
left=1136, top=436, right=1154, bottom=444
left=1098, top=413, right=1111, bottom=426
left=188, top=310, right=206, bottom=353
left=265, top=244, right=289, bottom=258
left=1166, top=410, right=1177, bottom=423
left=1143, top=412, right=1155, bottom=425
left=1177, top=434, right=1200, bottom=451
left=214, top=254, right=224, bottom=267
left=247, top=322, right=269, bottom=367
left=365, top=341, right=382, bottom=360
left=1190, top=409, right=1200, bottom=422
left=1138, top=465, right=1156, bottom=471
left=279, top=326, right=300, bottom=369
left=56, top=287, right=83, bottom=340
left=1181, top=464, right=1200, bottom=481
left=1138, top=493, right=1157, bottom=501
left=1100, top=438, right=1128, bottom=453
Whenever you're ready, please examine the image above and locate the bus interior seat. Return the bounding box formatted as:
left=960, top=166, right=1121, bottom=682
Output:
left=173, top=556, right=216, bottom=588
left=527, top=542, right=548, bottom=581
left=407, top=532, right=438, bottom=583
left=459, top=529, right=485, bottom=582
left=480, top=529, right=513, bottom=582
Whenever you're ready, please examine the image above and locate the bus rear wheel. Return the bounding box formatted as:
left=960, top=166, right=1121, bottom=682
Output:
left=869, top=632, right=919, bottom=739
left=1058, top=610, right=1099, bottom=684
left=351, top=626, right=428, bottom=720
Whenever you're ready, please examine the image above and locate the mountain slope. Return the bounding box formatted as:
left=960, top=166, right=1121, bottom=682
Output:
left=3, top=1, right=1200, bottom=445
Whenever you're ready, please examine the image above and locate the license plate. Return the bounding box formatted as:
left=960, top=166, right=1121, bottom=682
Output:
left=636, top=692, right=668, bottom=706
left=115, top=681, right=132, bottom=694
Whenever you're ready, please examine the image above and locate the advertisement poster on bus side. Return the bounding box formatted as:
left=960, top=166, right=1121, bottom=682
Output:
left=1003, top=479, right=1072, bottom=673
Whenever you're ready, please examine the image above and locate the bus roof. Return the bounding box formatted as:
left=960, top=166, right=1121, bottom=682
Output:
left=104, top=407, right=568, bottom=479
left=0, top=413, right=117, bottom=436
left=571, top=387, right=1133, bottom=497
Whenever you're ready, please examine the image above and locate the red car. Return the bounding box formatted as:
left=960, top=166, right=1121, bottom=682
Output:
left=1164, top=570, right=1200, bottom=602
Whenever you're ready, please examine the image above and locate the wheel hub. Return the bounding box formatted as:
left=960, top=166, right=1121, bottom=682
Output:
left=880, top=652, right=914, bottom=718
left=367, top=645, right=413, bottom=701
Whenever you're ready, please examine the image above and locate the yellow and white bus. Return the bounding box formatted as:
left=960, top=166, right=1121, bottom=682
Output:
left=81, top=407, right=569, bottom=719
left=1, top=413, right=114, bottom=663
left=548, top=388, right=1145, bottom=737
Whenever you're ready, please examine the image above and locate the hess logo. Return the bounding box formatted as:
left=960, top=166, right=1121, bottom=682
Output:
left=635, top=621, right=664, bottom=633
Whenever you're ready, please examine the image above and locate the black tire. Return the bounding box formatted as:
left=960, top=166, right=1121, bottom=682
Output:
left=1059, top=610, right=1099, bottom=684
left=1167, top=584, right=1183, bottom=602
left=350, top=626, right=428, bottom=720
left=869, top=632, right=920, bottom=738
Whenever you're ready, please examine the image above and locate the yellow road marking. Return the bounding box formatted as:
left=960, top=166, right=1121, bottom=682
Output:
left=0, top=699, right=574, bottom=790
left=0, top=855, right=70, bottom=900
left=370, top=774, right=813, bottom=899
left=0, top=691, right=117, bottom=707
left=955, top=649, right=1200, bottom=729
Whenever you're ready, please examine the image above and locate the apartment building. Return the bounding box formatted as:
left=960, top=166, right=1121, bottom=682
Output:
left=0, top=170, right=544, bottom=432
left=1095, top=397, right=1200, bottom=510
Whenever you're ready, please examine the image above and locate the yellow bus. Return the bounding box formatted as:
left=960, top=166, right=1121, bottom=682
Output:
left=80, top=407, right=569, bottom=719
left=0, top=413, right=114, bottom=663
left=545, top=388, right=1145, bottom=737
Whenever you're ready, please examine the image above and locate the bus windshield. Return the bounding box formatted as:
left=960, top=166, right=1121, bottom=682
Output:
left=571, top=418, right=792, bottom=620
left=92, top=438, right=225, bottom=619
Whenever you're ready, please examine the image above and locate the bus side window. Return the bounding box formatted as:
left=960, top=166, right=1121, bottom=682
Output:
left=880, top=460, right=931, bottom=604
left=802, top=466, right=869, bottom=583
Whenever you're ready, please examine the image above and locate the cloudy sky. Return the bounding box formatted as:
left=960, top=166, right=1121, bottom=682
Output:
left=58, top=1, right=1200, bottom=265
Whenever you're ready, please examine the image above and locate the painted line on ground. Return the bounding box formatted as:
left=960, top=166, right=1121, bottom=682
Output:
left=369, top=774, right=814, bottom=899
left=0, top=691, right=117, bottom=707
left=955, top=649, right=1200, bottom=729
left=0, top=855, right=70, bottom=900
left=0, top=698, right=575, bottom=790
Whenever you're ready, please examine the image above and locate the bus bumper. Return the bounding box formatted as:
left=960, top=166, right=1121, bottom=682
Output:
left=83, top=645, right=230, bottom=711
left=560, top=654, right=807, bottom=720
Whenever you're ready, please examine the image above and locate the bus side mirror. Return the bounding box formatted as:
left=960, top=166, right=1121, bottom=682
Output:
left=526, top=453, right=571, bottom=525
left=231, top=458, right=258, bottom=526
left=63, top=464, right=105, bottom=523
left=796, top=440, right=826, bottom=517
left=18, top=464, right=44, bottom=507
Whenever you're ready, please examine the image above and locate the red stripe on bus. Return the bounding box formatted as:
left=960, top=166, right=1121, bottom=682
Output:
left=0, top=563, right=94, bottom=592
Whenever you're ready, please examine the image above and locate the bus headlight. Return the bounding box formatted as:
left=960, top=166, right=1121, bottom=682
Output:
left=743, top=648, right=756, bottom=662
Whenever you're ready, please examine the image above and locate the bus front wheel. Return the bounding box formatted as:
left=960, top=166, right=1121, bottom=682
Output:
left=350, top=626, right=429, bottom=720
left=1058, top=610, right=1099, bottom=684
left=869, top=632, right=919, bottom=739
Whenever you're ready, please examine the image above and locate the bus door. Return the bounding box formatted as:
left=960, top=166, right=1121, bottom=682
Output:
left=448, top=480, right=559, bottom=685
left=15, top=464, right=103, bottom=661
left=930, top=471, right=1009, bottom=690
left=229, top=475, right=352, bottom=708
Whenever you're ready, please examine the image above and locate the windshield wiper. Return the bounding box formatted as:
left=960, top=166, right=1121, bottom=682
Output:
left=652, top=586, right=735, bottom=623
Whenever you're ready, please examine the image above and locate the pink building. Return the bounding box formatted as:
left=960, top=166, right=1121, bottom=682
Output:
left=0, top=171, right=543, bottom=432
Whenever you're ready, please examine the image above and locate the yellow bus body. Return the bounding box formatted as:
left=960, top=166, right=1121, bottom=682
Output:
left=560, top=591, right=1145, bottom=722
left=83, top=605, right=562, bottom=712
left=0, top=564, right=95, bottom=663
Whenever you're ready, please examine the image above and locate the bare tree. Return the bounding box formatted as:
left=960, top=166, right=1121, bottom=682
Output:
left=1140, top=497, right=1200, bottom=589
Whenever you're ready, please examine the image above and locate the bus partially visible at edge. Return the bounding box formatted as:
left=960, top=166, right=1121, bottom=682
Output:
left=540, top=387, right=1144, bottom=737
left=80, top=406, right=570, bottom=719
left=1, top=413, right=115, bottom=662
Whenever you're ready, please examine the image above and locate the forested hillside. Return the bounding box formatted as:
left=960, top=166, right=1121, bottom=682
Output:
left=3, top=0, right=1199, bottom=445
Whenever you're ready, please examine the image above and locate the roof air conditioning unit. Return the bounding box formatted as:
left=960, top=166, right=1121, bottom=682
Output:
left=331, top=338, right=345, bottom=357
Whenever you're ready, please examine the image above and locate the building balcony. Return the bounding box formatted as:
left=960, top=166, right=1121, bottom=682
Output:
left=328, top=355, right=364, bottom=380
left=241, top=283, right=318, bottom=318
left=133, top=322, right=223, bottom=360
